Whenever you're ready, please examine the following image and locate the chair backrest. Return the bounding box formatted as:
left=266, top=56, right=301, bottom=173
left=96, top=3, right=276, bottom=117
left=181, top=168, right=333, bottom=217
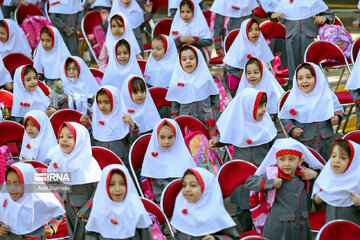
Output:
left=307, top=147, right=326, bottom=165
left=149, top=0, right=168, bottom=14
left=304, top=40, right=347, bottom=65
left=148, top=87, right=171, bottom=108
left=92, top=146, right=124, bottom=169
left=241, top=236, right=268, bottom=240
left=2, top=53, right=33, bottom=75
left=216, top=160, right=257, bottom=199
left=224, top=29, right=240, bottom=54
left=277, top=90, right=290, bottom=113
left=343, top=130, right=360, bottom=144
left=24, top=160, right=48, bottom=170
left=37, top=80, right=50, bottom=96
left=316, top=219, right=360, bottom=240
left=202, top=10, right=211, bottom=27
left=138, top=60, right=147, bottom=75
left=0, top=121, right=25, bottom=157
left=15, top=3, right=44, bottom=25
left=260, top=20, right=286, bottom=41
left=160, top=179, right=181, bottom=219
left=152, top=18, right=173, bottom=38
left=252, top=7, right=268, bottom=18
left=0, top=90, right=13, bottom=113
left=49, top=109, right=83, bottom=138
left=89, top=68, right=103, bottom=85
left=81, top=11, right=102, bottom=65
left=174, top=115, right=208, bottom=138
left=351, top=36, right=360, bottom=64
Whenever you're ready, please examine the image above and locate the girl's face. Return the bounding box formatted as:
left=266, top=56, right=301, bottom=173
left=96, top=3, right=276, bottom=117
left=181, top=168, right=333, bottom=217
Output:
left=330, top=145, right=350, bottom=174
left=180, top=49, right=197, bottom=74
left=181, top=173, right=202, bottom=203
left=116, top=45, right=130, bottom=66
left=157, top=125, right=175, bottom=150
left=59, top=126, right=75, bottom=154
left=276, top=154, right=303, bottom=177
left=108, top=172, right=127, bottom=202
left=6, top=171, right=23, bottom=201
left=66, top=61, right=79, bottom=81
left=297, top=68, right=316, bottom=93
left=255, top=102, right=266, bottom=122
left=111, top=18, right=124, bottom=38
left=246, top=63, right=261, bottom=86
left=120, top=0, right=131, bottom=8
left=248, top=22, right=260, bottom=43
left=180, top=4, right=194, bottom=23
left=25, top=119, right=39, bottom=138
left=151, top=39, right=165, bottom=61
left=23, top=70, right=38, bottom=92
left=97, top=93, right=112, bottom=115
left=40, top=32, right=53, bottom=51
left=0, top=26, right=8, bottom=43
left=131, top=87, right=146, bottom=105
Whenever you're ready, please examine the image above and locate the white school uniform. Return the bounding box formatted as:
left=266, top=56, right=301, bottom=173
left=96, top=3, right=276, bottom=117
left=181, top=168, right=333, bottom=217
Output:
left=109, top=0, right=144, bottom=29
left=85, top=164, right=151, bottom=238
left=49, top=0, right=83, bottom=14
left=345, top=55, right=360, bottom=91
left=20, top=110, right=58, bottom=163
left=141, top=118, right=196, bottom=179
left=210, top=0, right=258, bottom=18
left=0, top=58, right=12, bottom=86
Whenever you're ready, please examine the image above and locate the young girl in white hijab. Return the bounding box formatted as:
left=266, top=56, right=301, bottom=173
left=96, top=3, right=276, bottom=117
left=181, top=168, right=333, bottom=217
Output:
left=0, top=162, right=65, bottom=239
left=171, top=167, right=239, bottom=239
left=141, top=118, right=197, bottom=202
left=313, top=139, right=360, bottom=225
left=85, top=164, right=152, bottom=239
left=20, top=110, right=58, bottom=164
left=0, top=19, right=32, bottom=58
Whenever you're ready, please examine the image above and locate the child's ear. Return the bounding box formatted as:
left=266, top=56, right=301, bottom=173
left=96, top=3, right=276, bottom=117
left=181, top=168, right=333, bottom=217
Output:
left=298, top=157, right=304, bottom=167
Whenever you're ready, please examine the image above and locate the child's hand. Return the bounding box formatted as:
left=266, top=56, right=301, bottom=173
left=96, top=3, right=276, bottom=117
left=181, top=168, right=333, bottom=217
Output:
left=100, top=9, right=109, bottom=25
left=270, top=12, right=284, bottom=22
left=273, top=174, right=283, bottom=189
left=208, top=139, right=218, bottom=150
left=202, top=235, right=216, bottom=240
left=185, top=34, right=195, bottom=45
left=290, top=127, right=303, bottom=139
left=88, top=0, right=95, bottom=3
left=80, top=114, right=90, bottom=126
left=351, top=192, right=360, bottom=206
left=0, top=225, right=9, bottom=236
left=67, top=28, right=75, bottom=37
left=21, top=0, right=29, bottom=5
left=136, top=54, right=144, bottom=60
left=313, top=15, right=327, bottom=25
left=180, top=35, right=191, bottom=44
left=314, top=192, right=324, bottom=204
left=122, top=114, right=135, bottom=129
left=353, top=20, right=360, bottom=28
left=300, top=166, right=318, bottom=180
left=4, top=82, right=12, bottom=91
left=215, top=48, right=224, bottom=57
left=77, top=211, right=88, bottom=221
left=43, top=225, right=54, bottom=238
left=144, top=2, right=153, bottom=13
left=331, top=115, right=340, bottom=126
left=46, top=107, right=57, bottom=117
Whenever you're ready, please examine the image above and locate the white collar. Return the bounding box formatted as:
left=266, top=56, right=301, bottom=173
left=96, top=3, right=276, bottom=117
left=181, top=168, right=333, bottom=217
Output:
left=210, top=0, right=258, bottom=18
left=272, top=0, right=328, bottom=20
left=49, top=0, right=83, bottom=14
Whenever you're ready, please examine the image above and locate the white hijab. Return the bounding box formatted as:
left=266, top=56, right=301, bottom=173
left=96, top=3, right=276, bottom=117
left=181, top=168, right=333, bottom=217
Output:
left=255, top=138, right=324, bottom=176
left=169, top=0, right=212, bottom=39
left=217, top=88, right=277, bottom=148
left=60, top=56, right=99, bottom=113
left=0, top=19, right=32, bottom=58
left=278, top=62, right=343, bottom=123
left=168, top=0, right=202, bottom=16
left=313, top=140, right=360, bottom=207
left=86, top=164, right=151, bottom=238
left=223, top=18, right=274, bottom=69
left=144, top=34, right=178, bottom=87
left=34, top=26, right=71, bottom=79
left=0, top=58, right=12, bottom=86
left=91, top=85, right=130, bottom=141
left=0, top=9, right=3, bottom=20
left=0, top=162, right=65, bottom=235
left=165, top=46, right=219, bottom=104
left=47, top=122, right=102, bottom=185
left=346, top=55, right=360, bottom=90
left=141, top=119, right=197, bottom=179
left=20, top=110, right=58, bottom=164
left=101, top=39, right=143, bottom=89
left=236, top=58, right=284, bottom=114
left=258, top=0, right=280, bottom=12
left=273, top=0, right=328, bottom=21
left=210, top=0, right=258, bottom=18
left=171, top=167, right=236, bottom=236
left=105, top=13, right=141, bottom=57
left=121, top=75, right=160, bottom=133
left=90, top=0, right=111, bottom=8
left=49, top=0, right=83, bottom=14
left=11, top=65, right=50, bottom=118
left=109, top=0, right=144, bottom=28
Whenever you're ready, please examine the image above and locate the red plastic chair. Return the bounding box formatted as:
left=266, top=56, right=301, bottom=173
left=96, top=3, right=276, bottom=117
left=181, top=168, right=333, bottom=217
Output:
left=315, top=219, right=360, bottom=240
left=277, top=90, right=290, bottom=137
left=151, top=18, right=173, bottom=38
left=149, top=0, right=168, bottom=14
left=37, top=80, right=50, bottom=96
left=174, top=115, right=208, bottom=138
left=260, top=21, right=286, bottom=42
left=49, top=109, right=84, bottom=138
left=307, top=147, right=326, bottom=165
left=223, top=29, right=239, bottom=54
left=160, top=179, right=181, bottom=219
left=89, top=68, right=103, bottom=85
left=0, top=121, right=25, bottom=158
left=252, top=7, right=268, bottom=19
left=241, top=235, right=267, bottom=240
left=92, top=146, right=124, bottom=169
left=81, top=10, right=102, bottom=65
left=351, top=35, right=360, bottom=64
left=202, top=10, right=211, bottom=27
left=0, top=90, right=13, bottom=114
left=24, top=160, right=48, bottom=169
left=343, top=130, right=360, bottom=144
left=14, top=3, right=44, bottom=25
left=2, top=53, right=33, bottom=75
left=140, top=197, right=175, bottom=238
left=138, top=60, right=146, bottom=75
left=148, top=86, right=171, bottom=107
left=128, top=133, right=152, bottom=197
